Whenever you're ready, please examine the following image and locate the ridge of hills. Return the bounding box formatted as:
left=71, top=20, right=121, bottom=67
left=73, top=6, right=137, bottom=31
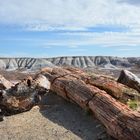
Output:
left=0, top=56, right=140, bottom=70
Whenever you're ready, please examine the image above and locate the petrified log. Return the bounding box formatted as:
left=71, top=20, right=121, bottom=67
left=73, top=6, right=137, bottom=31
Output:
left=41, top=67, right=140, bottom=103
left=40, top=67, right=140, bottom=140
left=87, top=74, right=140, bottom=102
left=0, top=74, right=50, bottom=115
left=118, top=69, right=140, bottom=93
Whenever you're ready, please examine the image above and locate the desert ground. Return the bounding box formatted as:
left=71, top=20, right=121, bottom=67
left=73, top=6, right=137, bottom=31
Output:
left=0, top=93, right=112, bottom=140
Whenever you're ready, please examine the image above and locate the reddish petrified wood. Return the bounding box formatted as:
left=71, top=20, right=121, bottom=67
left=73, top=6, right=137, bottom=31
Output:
left=41, top=67, right=140, bottom=140
left=0, top=74, right=49, bottom=114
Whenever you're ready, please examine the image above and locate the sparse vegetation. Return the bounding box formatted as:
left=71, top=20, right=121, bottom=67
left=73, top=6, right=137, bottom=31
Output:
left=127, top=99, right=138, bottom=110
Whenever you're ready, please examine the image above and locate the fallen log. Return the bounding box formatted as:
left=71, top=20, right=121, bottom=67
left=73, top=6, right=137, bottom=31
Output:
left=41, top=67, right=140, bottom=140
left=87, top=74, right=140, bottom=103
left=41, top=67, right=140, bottom=103
left=0, top=75, right=50, bottom=115
left=118, top=69, right=140, bottom=93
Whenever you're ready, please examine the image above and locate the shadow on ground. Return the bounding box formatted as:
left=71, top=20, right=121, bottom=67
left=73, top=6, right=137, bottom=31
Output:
left=39, top=92, right=112, bottom=140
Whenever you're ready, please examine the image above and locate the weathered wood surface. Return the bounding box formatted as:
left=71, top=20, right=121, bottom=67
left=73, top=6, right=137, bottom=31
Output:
left=0, top=75, right=13, bottom=90
left=87, top=74, right=140, bottom=103
left=0, top=75, right=50, bottom=114
left=0, top=67, right=140, bottom=140
left=118, top=69, right=140, bottom=93
left=41, top=67, right=140, bottom=102
left=40, top=67, right=140, bottom=140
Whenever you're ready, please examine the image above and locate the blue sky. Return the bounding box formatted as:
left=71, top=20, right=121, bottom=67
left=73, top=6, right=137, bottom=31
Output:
left=0, top=0, right=140, bottom=57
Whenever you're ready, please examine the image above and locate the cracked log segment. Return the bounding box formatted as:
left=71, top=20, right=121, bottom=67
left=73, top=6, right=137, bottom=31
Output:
left=40, top=67, right=140, bottom=140
left=0, top=74, right=50, bottom=115
left=86, top=74, right=140, bottom=103
left=41, top=67, right=140, bottom=103
left=118, top=69, right=140, bottom=93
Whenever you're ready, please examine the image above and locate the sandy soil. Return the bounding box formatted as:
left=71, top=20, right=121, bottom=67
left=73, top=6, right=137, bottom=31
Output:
left=0, top=93, right=113, bottom=140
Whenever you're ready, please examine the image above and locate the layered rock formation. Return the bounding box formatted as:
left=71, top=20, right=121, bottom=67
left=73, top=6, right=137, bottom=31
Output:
left=0, top=56, right=140, bottom=70
left=0, top=58, right=55, bottom=70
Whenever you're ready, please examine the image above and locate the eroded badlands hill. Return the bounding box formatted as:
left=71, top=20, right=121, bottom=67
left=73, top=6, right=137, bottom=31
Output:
left=0, top=56, right=140, bottom=71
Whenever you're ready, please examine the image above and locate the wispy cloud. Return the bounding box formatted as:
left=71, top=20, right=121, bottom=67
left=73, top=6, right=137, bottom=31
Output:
left=0, top=0, right=140, bottom=30
left=0, top=0, right=140, bottom=57
left=118, top=0, right=140, bottom=6
left=117, top=48, right=137, bottom=51
left=67, top=46, right=79, bottom=48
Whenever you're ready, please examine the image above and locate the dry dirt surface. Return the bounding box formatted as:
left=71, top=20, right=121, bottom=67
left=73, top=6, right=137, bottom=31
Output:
left=0, top=93, right=113, bottom=140
left=0, top=70, right=34, bottom=81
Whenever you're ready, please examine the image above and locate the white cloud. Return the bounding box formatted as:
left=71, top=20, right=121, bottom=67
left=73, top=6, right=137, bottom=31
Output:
left=0, top=0, right=140, bottom=30
left=117, top=48, right=137, bottom=51
left=42, top=31, right=140, bottom=47
left=67, top=46, right=79, bottom=48
left=2, top=31, right=139, bottom=49
left=118, top=0, right=140, bottom=6
left=1, top=0, right=140, bottom=52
